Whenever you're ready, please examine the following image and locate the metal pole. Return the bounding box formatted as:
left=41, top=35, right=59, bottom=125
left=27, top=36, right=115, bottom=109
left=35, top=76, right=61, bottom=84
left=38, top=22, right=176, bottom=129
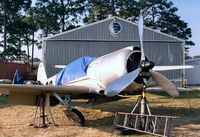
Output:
left=140, top=92, right=147, bottom=115
left=41, top=94, right=46, bottom=126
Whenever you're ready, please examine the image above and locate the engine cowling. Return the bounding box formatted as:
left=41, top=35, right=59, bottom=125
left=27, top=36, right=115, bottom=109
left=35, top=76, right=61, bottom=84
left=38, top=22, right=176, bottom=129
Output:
left=87, top=46, right=141, bottom=86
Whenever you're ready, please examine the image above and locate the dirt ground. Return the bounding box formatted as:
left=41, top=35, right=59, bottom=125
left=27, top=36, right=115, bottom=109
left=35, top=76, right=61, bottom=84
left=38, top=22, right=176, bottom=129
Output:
left=1, top=90, right=200, bottom=137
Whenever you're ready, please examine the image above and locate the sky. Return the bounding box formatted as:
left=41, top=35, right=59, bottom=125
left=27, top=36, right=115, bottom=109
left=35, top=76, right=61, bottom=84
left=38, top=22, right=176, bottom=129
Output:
left=32, top=0, right=200, bottom=59
left=172, top=0, right=200, bottom=57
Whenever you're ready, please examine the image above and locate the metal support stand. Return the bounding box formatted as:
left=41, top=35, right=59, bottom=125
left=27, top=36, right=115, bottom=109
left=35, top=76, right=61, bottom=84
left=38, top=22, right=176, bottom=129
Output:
left=131, top=88, right=151, bottom=115
left=30, top=93, right=56, bottom=128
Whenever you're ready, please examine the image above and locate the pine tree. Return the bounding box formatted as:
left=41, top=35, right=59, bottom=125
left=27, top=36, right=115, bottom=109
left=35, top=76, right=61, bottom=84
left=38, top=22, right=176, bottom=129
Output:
left=0, top=0, right=32, bottom=60
left=138, top=0, right=194, bottom=57
left=85, top=0, right=194, bottom=58
left=34, top=0, right=87, bottom=37
left=0, top=0, right=31, bottom=51
left=84, top=0, right=140, bottom=23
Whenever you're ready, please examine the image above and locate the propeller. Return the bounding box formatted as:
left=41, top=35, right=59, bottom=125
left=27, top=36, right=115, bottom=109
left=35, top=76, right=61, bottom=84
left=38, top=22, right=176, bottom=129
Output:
left=104, top=68, right=141, bottom=96
left=104, top=11, right=184, bottom=97
left=149, top=70, right=178, bottom=97
left=138, top=11, right=145, bottom=61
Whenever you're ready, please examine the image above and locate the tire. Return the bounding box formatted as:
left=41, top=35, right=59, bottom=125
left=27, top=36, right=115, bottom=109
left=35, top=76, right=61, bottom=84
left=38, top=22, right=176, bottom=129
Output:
left=64, top=108, right=85, bottom=126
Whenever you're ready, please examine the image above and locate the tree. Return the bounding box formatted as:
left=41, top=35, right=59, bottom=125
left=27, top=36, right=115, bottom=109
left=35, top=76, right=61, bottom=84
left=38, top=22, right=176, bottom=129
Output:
left=6, top=16, right=25, bottom=59
left=32, top=2, right=60, bottom=37
left=85, top=0, right=194, bottom=58
left=193, top=55, right=200, bottom=59
left=84, top=0, right=140, bottom=23
left=34, top=0, right=87, bottom=37
left=25, top=8, right=40, bottom=69
left=84, top=0, right=114, bottom=23
left=138, top=0, right=194, bottom=57
left=21, top=15, right=38, bottom=63
left=0, top=0, right=32, bottom=60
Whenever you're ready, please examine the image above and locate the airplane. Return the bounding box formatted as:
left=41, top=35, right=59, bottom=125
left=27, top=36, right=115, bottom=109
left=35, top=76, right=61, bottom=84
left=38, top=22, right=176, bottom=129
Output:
left=0, top=12, right=193, bottom=128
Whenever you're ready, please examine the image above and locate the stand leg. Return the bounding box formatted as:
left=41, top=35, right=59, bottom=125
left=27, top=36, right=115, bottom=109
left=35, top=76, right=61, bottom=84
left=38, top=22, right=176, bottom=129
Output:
left=131, top=96, right=141, bottom=114
left=131, top=92, right=151, bottom=115
left=30, top=93, right=56, bottom=128
left=41, top=94, right=46, bottom=127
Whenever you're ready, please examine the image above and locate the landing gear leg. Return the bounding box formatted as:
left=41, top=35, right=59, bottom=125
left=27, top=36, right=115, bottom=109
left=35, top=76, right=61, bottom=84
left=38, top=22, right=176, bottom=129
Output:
left=53, top=93, right=85, bottom=126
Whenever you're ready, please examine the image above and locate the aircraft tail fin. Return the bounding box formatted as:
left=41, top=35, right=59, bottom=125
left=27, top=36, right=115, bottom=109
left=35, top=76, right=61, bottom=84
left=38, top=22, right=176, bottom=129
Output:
left=37, top=62, right=48, bottom=85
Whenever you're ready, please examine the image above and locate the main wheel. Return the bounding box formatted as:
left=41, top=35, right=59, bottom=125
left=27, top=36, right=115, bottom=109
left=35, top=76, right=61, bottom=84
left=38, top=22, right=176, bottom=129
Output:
left=64, top=108, right=85, bottom=126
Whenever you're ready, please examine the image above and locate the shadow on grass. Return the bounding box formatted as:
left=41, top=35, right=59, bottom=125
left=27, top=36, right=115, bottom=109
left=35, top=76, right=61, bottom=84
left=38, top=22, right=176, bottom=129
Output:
left=147, top=90, right=200, bottom=99
left=0, top=95, right=9, bottom=108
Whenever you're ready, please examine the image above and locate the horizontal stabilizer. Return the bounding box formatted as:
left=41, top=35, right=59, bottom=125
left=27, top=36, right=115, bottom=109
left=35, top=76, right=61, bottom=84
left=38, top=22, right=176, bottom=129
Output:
left=55, top=65, right=66, bottom=69
left=37, top=63, right=47, bottom=84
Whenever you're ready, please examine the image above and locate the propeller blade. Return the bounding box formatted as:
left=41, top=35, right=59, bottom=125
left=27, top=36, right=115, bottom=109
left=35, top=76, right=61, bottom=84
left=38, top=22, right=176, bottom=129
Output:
left=153, top=65, right=194, bottom=71
left=149, top=70, right=179, bottom=97
left=105, top=68, right=142, bottom=97
left=138, top=11, right=145, bottom=61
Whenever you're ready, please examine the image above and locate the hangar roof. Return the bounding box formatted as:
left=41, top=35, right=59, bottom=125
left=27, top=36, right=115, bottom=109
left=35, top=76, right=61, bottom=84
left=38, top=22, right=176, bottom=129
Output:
left=186, top=58, right=200, bottom=65
left=44, top=16, right=184, bottom=43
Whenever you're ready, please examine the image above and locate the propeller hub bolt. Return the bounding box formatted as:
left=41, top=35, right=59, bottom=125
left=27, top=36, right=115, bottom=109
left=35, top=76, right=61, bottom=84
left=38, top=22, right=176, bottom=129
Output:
left=140, top=61, right=155, bottom=71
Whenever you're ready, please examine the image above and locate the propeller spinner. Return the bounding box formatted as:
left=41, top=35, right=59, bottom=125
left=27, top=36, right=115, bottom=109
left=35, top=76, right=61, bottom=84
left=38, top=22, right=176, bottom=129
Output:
left=105, top=11, right=179, bottom=97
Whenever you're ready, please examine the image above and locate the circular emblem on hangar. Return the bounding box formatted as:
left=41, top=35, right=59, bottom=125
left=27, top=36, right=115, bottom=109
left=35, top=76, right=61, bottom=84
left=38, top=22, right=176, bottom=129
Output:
left=109, top=21, right=122, bottom=37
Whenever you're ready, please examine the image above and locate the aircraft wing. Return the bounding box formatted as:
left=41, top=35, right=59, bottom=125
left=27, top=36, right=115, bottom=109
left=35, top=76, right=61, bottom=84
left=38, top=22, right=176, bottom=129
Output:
left=153, top=65, right=193, bottom=71
left=0, top=84, right=92, bottom=94
left=0, top=84, right=95, bottom=105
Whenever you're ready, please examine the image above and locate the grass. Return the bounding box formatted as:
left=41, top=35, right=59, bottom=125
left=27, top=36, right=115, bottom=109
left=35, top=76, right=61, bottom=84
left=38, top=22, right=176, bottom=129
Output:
left=0, top=90, right=200, bottom=137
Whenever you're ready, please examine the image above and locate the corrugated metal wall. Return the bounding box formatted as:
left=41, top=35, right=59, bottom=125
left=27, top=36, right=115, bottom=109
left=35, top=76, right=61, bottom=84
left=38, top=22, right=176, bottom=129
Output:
left=43, top=17, right=184, bottom=79
left=185, top=59, right=200, bottom=85
left=185, top=65, right=200, bottom=85
left=47, top=17, right=180, bottom=42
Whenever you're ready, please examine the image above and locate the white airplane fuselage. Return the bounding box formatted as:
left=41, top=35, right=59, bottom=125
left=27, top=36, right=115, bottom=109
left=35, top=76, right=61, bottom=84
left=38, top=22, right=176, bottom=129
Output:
left=37, top=46, right=143, bottom=95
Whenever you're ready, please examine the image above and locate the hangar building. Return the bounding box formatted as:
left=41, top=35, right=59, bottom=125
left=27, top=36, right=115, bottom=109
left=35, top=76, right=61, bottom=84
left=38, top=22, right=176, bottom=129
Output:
left=185, top=58, right=200, bottom=85
left=42, top=16, right=184, bottom=79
